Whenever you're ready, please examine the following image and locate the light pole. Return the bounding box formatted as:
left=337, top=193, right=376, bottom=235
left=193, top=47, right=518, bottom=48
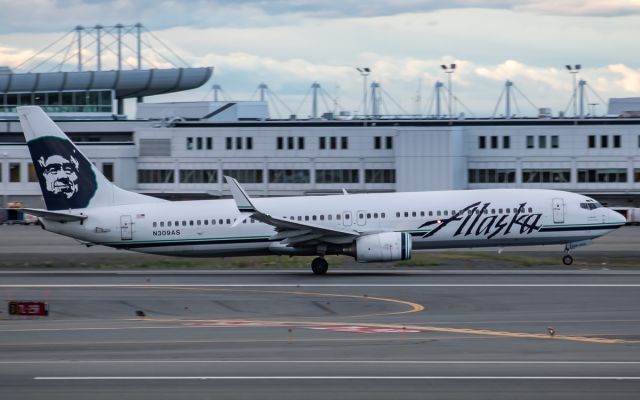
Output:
left=356, top=67, right=370, bottom=116
left=565, top=64, right=581, bottom=117
left=440, top=63, right=456, bottom=117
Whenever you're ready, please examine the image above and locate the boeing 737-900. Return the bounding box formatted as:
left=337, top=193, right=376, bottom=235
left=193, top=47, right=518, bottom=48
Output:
left=13, top=106, right=626, bottom=274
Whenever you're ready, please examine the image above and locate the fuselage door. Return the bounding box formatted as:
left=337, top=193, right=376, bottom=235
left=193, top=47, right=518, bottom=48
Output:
left=120, top=215, right=133, bottom=240
left=552, top=198, right=564, bottom=223
left=356, top=210, right=367, bottom=226
left=342, top=211, right=352, bottom=227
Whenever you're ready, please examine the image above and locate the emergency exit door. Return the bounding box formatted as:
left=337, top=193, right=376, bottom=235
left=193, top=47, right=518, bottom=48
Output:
left=552, top=198, right=564, bottom=223
left=120, top=215, right=133, bottom=240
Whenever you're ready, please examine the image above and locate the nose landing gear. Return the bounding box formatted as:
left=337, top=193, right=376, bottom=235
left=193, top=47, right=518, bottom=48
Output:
left=311, top=257, right=329, bottom=275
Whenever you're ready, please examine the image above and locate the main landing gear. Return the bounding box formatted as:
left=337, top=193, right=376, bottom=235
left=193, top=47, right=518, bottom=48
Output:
left=311, top=257, right=329, bottom=275
left=562, top=244, right=573, bottom=265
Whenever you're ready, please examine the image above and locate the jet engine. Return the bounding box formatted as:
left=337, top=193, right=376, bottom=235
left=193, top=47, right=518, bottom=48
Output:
left=343, top=232, right=412, bottom=262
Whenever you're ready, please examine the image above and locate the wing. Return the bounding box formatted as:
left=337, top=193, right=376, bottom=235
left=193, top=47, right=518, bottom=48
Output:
left=16, top=208, right=87, bottom=223
left=225, top=176, right=359, bottom=246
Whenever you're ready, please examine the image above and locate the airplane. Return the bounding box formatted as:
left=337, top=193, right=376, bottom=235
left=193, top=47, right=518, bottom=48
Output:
left=13, top=106, right=626, bottom=274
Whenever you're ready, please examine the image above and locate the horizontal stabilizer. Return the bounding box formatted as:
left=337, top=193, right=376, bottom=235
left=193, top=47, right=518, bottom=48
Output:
left=17, top=208, right=87, bottom=223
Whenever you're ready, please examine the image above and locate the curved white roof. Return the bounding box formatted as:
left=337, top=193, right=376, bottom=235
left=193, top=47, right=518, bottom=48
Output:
left=0, top=67, right=212, bottom=98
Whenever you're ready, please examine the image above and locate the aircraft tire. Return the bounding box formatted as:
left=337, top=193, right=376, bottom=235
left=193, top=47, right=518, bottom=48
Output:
left=311, top=257, right=329, bottom=275
left=562, top=255, right=573, bottom=266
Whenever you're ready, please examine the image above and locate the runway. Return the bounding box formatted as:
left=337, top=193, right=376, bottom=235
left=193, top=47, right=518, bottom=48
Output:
left=1, top=270, right=640, bottom=399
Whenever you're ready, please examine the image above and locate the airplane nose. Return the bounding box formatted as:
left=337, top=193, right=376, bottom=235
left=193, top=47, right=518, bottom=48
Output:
left=609, top=209, right=626, bottom=224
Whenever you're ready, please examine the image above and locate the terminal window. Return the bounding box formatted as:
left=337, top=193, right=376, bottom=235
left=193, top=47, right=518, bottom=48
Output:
left=478, top=136, right=486, bottom=149
left=577, top=168, right=627, bottom=183
left=588, top=135, right=596, bottom=148
left=526, top=136, right=534, bottom=149
left=27, top=163, right=37, bottom=182
left=522, top=169, right=570, bottom=183
left=386, top=136, right=393, bottom=149
left=223, top=169, right=263, bottom=183
left=468, top=169, right=516, bottom=184
left=179, top=169, right=218, bottom=184
left=365, top=169, right=395, bottom=183
left=102, top=163, right=114, bottom=182
left=613, top=135, right=621, bottom=148
left=551, top=135, right=559, bottom=148
left=502, top=136, right=510, bottom=149
left=137, top=169, right=174, bottom=184
left=268, top=169, right=310, bottom=184
left=9, top=163, right=20, bottom=183
left=316, top=169, right=359, bottom=184
left=374, top=136, right=382, bottom=149
left=1, top=90, right=113, bottom=113
left=490, top=136, right=498, bottom=149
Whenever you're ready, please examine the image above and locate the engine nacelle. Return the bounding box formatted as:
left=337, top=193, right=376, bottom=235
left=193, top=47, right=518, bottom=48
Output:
left=352, top=232, right=412, bottom=262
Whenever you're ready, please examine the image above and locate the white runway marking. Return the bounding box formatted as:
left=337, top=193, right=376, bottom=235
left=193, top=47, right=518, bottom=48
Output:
left=2, top=284, right=640, bottom=288
left=33, top=376, right=640, bottom=380
left=5, top=360, right=640, bottom=364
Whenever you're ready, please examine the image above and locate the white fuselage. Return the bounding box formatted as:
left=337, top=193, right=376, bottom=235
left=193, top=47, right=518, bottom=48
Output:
left=42, top=188, right=625, bottom=259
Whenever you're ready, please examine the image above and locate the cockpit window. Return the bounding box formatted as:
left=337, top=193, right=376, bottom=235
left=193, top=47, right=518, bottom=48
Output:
left=580, top=201, right=602, bottom=210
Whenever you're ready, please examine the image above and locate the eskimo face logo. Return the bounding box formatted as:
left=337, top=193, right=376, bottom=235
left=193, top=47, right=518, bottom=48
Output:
left=38, top=154, right=80, bottom=198
left=27, top=136, right=97, bottom=210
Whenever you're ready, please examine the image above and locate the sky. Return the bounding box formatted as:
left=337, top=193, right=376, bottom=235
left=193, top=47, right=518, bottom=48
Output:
left=1, top=0, right=640, bottom=117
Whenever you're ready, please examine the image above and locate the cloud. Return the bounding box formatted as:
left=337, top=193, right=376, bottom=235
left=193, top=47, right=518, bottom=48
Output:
left=606, top=64, right=640, bottom=92
left=475, top=60, right=568, bottom=90
left=1, top=0, right=639, bottom=35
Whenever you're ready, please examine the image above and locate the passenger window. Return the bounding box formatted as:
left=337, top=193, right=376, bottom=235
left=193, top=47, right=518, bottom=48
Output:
left=420, top=211, right=425, bottom=217
left=251, top=219, right=255, bottom=223
left=219, top=219, right=223, bottom=224
left=498, top=208, right=503, bottom=214
left=305, top=216, right=309, bottom=221
left=345, top=214, right=350, bottom=219
left=175, top=221, right=179, bottom=226
left=490, top=209, right=495, bottom=214
left=226, top=219, right=231, bottom=224
left=373, top=213, right=378, bottom=218
left=412, top=212, right=416, bottom=217
left=328, top=215, right=332, bottom=221
left=444, top=211, right=448, bottom=216
left=297, top=216, right=302, bottom=221
left=197, top=220, right=201, bottom=226
left=404, top=212, right=409, bottom=218
left=337, top=214, right=341, bottom=220
left=160, top=222, right=164, bottom=227
left=212, top=219, right=216, bottom=225
left=168, top=221, right=172, bottom=227
left=182, top=221, right=187, bottom=226
left=153, top=222, right=157, bottom=227
left=367, top=213, right=371, bottom=218
left=359, top=213, right=364, bottom=219
left=204, top=220, right=208, bottom=225
left=528, top=207, right=533, bottom=213
left=396, top=212, right=401, bottom=217
left=242, top=220, right=246, bottom=224
left=437, top=211, right=441, bottom=216
left=189, top=221, right=194, bottom=226
left=381, top=213, right=385, bottom=218
left=312, top=215, right=317, bottom=221
left=429, top=211, right=433, bottom=217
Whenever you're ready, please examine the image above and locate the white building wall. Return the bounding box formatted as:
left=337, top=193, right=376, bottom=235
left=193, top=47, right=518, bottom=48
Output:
left=395, top=128, right=465, bottom=192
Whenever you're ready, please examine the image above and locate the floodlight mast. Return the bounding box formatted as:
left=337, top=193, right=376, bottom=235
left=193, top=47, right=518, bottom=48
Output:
left=441, top=63, right=456, bottom=117
left=566, top=64, right=581, bottom=117
left=356, top=67, right=371, bottom=116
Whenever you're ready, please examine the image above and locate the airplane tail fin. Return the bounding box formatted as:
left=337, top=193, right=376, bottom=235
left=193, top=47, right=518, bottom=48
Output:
left=17, top=106, right=164, bottom=211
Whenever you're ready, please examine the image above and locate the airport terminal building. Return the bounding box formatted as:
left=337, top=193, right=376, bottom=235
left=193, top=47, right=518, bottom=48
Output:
left=2, top=68, right=640, bottom=208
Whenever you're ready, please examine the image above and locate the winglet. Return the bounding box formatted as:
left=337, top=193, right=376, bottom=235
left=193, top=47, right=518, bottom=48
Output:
left=224, top=176, right=257, bottom=213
